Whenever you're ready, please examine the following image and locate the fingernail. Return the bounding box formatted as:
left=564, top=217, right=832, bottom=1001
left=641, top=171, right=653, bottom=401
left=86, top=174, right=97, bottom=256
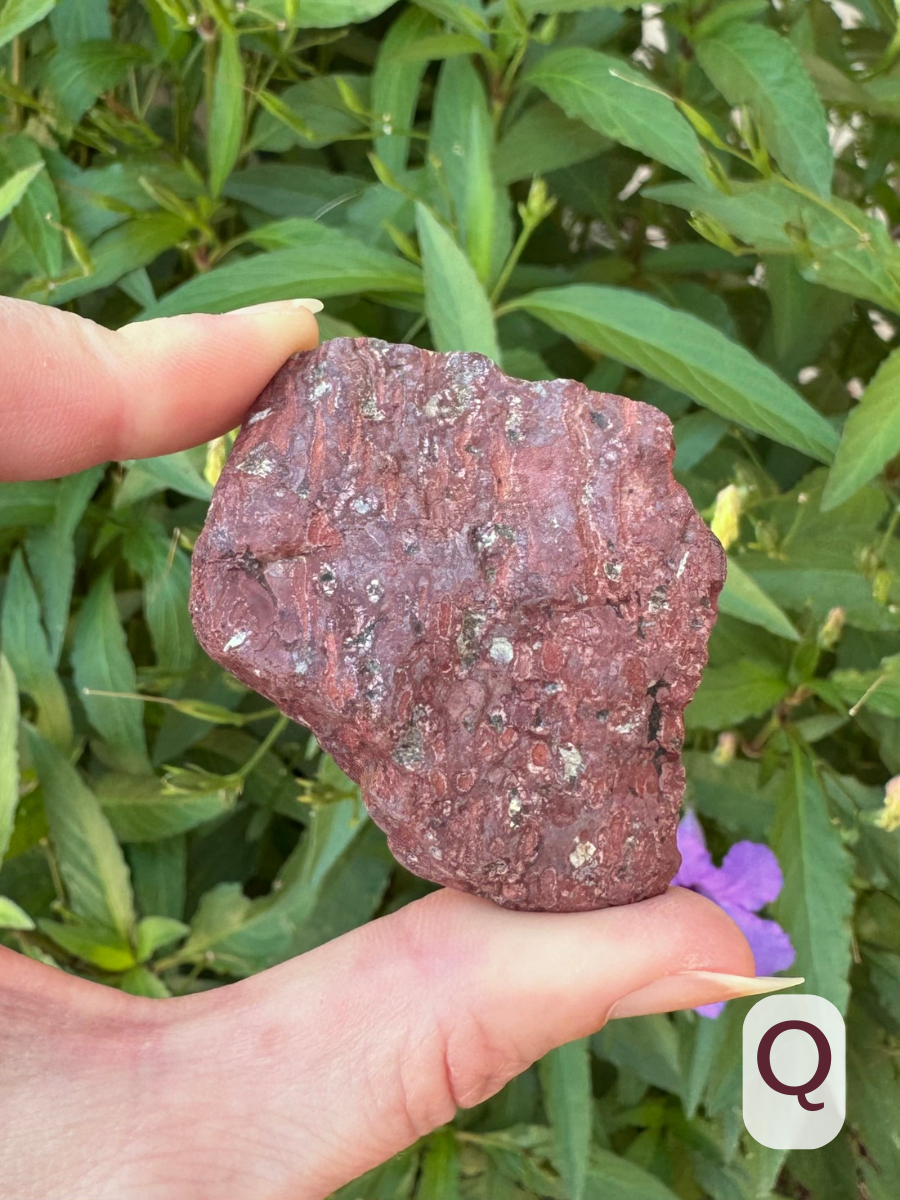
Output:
left=607, top=972, right=804, bottom=1020
left=228, top=298, right=324, bottom=315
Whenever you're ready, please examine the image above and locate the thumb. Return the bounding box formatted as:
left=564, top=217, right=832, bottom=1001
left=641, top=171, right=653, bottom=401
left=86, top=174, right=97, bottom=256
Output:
left=170, top=887, right=794, bottom=1199
left=0, top=296, right=320, bottom=481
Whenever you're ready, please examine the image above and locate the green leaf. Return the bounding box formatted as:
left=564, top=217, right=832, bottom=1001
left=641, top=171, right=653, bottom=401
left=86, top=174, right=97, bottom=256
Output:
left=0, top=480, right=57, bottom=528
left=371, top=6, right=436, bottom=174
left=0, top=135, right=63, bottom=275
left=831, top=655, right=900, bottom=718
left=45, top=39, right=149, bottom=122
left=0, top=161, right=44, bottom=222
left=717, top=558, right=801, bottom=641
left=118, top=965, right=171, bottom=998
left=594, top=1014, right=683, bottom=1096
left=0, top=894, right=34, bottom=930
left=28, top=727, right=135, bottom=939
left=290, top=0, right=394, bottom=25
left=95, top=772, right=237, bottom=842
left=0, top=655, right=19, bottom=863
left=72, top=572, right=150, bottom=772
left=50, top=0, right=110, bottom=43
left=25, top=465, right=103, bottom=665
left=672, top=409, right=728, bottom=472
left=208, top=29, right=244, bottom=197
left=510, top=285, right=839, bottom=461
left=822, top=347, right=900, bottom=511
left=418, top=1128, right=460, bottom=1200
left=685, top=659, right=790, bottom=730
left=0, top=0, right=56, bottom=51
left=696, top=22, right=832, bottom=197
left=522, top=0, right=653, bottom=11
left=648, top=178, right=900, bottom=315
left=585, top=1149, right=681, bottom=1200
left=539, top=1038, right=592, bottom=1200
left=177, top=792, right=371, bottom=975
left=495, top=99, right=611, bottom=185
left=135, top=914, right=188, bottom=961
left=126, top=451, right=212, bottom=501
left=0, top=550, right=72, bottom=749
left=429, top=56, right=507, bottom=285
left=141, top=223, right=422, bottom=318
left=252, top=74, right=369, bottom=152
left=128, top=836, right=186, bottom=921
left=525, top=47, right=711, bottom=187
left=416, top=202, right=500, bottom=360
left=847, top=1008, right=900, bottom=1200
left=772, top=744, right=854, bottom=1014
left=38, top=916, right=136, bottom=971
left=223, top=163, right=369, bottom=219
left=46, top=212, right=191, bottom=305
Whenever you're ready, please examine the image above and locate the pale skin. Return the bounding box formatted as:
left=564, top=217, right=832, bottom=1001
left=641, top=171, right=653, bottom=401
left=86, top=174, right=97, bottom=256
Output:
left=0, top=296, right=797, bottom=1200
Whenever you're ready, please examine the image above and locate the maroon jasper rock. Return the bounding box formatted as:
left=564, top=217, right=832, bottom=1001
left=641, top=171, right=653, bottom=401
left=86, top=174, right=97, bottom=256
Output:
left=191, top=338, right=725, bottom=911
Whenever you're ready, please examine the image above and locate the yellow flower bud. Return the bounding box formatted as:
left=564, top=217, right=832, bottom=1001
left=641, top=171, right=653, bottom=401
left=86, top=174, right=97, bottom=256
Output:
left=875, top=776, right=900, bottom=833
left=712, top=731, right=738, bottom=765
left=817, top=606, right=846, bottom=651
left=711, top=484, right=743, bottom=551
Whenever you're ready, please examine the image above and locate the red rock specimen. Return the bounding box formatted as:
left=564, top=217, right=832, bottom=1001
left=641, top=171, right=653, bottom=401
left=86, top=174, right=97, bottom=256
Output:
left=191, top=338, right=725, bottom=911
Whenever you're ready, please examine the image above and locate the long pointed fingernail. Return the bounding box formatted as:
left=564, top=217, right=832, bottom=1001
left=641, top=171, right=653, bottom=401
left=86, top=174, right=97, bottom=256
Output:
left=607, top=972, right=804, bottom=1020
left=228, top=298, right=324, bottom=315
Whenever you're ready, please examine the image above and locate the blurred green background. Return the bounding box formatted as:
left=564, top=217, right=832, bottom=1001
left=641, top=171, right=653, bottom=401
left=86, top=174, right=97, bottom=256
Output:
left=3, top=0, right=900, bottom=1196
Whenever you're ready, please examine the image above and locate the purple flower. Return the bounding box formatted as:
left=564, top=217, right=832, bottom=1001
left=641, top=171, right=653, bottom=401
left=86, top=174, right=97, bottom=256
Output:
left=671, top=811, right=795, bottom=1017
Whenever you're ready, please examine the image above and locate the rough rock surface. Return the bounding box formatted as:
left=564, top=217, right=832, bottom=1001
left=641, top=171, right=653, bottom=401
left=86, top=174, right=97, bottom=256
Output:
left=191, top=338, right=725, bottom=911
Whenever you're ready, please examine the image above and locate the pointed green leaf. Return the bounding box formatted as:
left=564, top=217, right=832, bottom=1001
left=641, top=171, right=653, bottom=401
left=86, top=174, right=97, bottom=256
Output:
left=0, top=481, right=57, bottom=528
left=25, top=465, right=103, bottom=665
left=119, top=965, right=172, bottom=997
left=128, top=836, right=186, bottom=921
left=525, top=47, right=710, bottom=187
left=0, top=161, right=44, bottom=222
left=718, top=558, right=801, bottom=641
left=772, top=745, right=854, bottom=1013
left=822, top=347, right=900, bottom=510
left=72, top=572, right=149, bottom=772
left=511, top=285, right=839, bottom=461
left=0, top=134, right=63, bottom=283
left=95, top=772, right=237, bottom=842
left=416, top=202, right=500, bottom=360
left=45, top=39, right=149, bottom=122
left=648, top=178, right=900, bottom=315
left=208, top=29, right=244, bottom=197
left=686, top=659, right=790, bottom=730
left=0, top=655, right=19, bottom=863
left=697, top=22, right=832, bottom=197
left=28, top=728, right=135, bottom=939
left=0, top=895, right=34, bottom=930
left=140, top=223, right=422, bottom=319
left=586, top=1149, right=682, bottom=1200
left=539, top=1038, right=592, bottom=1200
left=0, top=0, right=57, bottom=51
left=46, top=212, right=191, bottom=305
left=0, top=550, right=72, bottom=748
left=418, top=1128, right=460, bottom=1200
left=290, top=0, right=394, bottom=26
left=372, top=6, right=436, bottom=174
left=429, top=56, right=507, bottom=285
left=136, top=914, right=188, bottom=961
left=38, top=917, right=136, bottom=970
left=495, top=99, right=611, bottom=185
left=177, top=793, right=370, bottom=975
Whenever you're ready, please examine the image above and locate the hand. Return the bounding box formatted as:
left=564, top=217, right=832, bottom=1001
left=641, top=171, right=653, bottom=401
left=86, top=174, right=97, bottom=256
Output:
left=0, top=297, right=772, bottom=1200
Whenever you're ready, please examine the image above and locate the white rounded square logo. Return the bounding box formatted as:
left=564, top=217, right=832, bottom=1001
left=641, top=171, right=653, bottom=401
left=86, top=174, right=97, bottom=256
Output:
left=743, top=994, right=845, bottom=1149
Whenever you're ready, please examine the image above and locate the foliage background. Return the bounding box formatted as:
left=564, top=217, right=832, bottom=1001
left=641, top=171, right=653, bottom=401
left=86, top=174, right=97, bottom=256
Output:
left=3, top=0, right=900, bottom=1196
